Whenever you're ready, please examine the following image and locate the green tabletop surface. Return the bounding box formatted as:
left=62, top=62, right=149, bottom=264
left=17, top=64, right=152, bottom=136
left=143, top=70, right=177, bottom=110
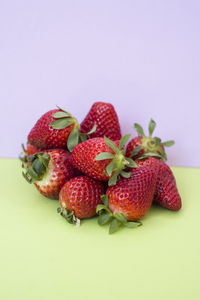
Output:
left=0, top=159, right=200, bottom=300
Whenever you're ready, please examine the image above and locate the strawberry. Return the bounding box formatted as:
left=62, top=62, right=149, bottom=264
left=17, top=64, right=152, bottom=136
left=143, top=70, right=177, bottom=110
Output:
left=71, top=135, right=137, bottom=186
left=28, top=107, right=96, bottom=152
left=22, top=149, right=77, bottom=199
left=136, top=157, right=182, bottom=211
left=126, top=119, right=174, bottom=161
left=58, top=176, right=104, bottom=225
left=96, top=167, right=157, bottom=234
left=80, top=102, right=122, bottom=140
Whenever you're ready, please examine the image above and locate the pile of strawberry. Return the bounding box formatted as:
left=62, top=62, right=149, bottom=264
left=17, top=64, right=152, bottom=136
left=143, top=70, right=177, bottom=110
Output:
left=21, top=102, right=181, bottom=234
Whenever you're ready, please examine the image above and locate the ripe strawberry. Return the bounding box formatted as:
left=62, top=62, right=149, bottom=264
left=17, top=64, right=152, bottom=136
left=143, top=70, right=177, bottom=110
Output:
left=126, top=119, right=174, bottom=161
left=58, top=176, right=104, bottom=224
left=28, top=107, right=96, bottom=152
left=71, top=135, right=137, bottom=186
left=80, top=102, right=122, bottom=140
left=22, top=149, right=77, bottom=199
left=96, top=167, right=156, bottom=234
left=136, top=157, right=182, bottom=211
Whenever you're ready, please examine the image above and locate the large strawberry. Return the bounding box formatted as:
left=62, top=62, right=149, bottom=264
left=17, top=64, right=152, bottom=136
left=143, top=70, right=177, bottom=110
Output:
left=136, top=157, right=182, bottom=210
left=71, top=135, right=137, bottom=186
left=96, top=167, right=157, bottom=234
left=58, top=176, right=104, bottom=225
left=126, top=119, right=174, bottom=161
left=22, top=149, right=77, bottom=199
left=28, top=107, right=96, bottom=152
left=80, top=102, right=122, bottom=140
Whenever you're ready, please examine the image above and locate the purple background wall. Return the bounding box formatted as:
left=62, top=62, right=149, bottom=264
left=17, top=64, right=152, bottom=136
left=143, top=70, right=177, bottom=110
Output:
left=0, top=0, right=199, bottom=167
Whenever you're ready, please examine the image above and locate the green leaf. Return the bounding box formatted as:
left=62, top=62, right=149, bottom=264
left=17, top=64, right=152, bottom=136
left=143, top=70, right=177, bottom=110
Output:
left=124, top=221, right=142, bottom=228
left=98, top=212, right=112, bottom=226
left=148, top=119, right=156, bottom=137
left=95, top=152, right=115, bottom=161
left=162, top=140, right=175, bottom=147
left=52, top=111, right=71, bottom=118
left=101, top=195, right=109, bottom=207
left=57, top=207, right=62, bottom=213
left=27, top=167, right=40, bottom=179
left=106, top=161, right=116, bottom=176
left=49, top=118, right=74, bottom=129
left=138, top=152, right=162, bottom=160
left=153, top=137, right=162, bottom=145
left=108, top=172, right=119, bottom=186
left=130, top=146, right=143, bottom=157
left=22, top=171, right=32, bottom=183
left=125, top=157, right=138, bottom=168
left=56, top=106, right=72, bottom=116
left=104, top=136, right=119, bottom=154
left=120, top=171, right=131, bottom=178
left=114, top=213, right=127, bottom=224
left=96, top=204, right=110, bottom=214
left=38, top=153, right=50, bottom=168
left=86, top=123, right=97, bottom=135
left=119, top=134, right=131, bottom=150
left=80, top=135, right=87, bottom=142
left=67, top=128, right=79, bottom=152
left=157, top=147, right=167, bottom=161
left=134, top=123, right=145, bottom=138
left=109, top=218, right=121, bottom=234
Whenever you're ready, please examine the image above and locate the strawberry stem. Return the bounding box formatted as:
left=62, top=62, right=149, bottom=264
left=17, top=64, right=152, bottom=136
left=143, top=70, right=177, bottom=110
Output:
left=96, top=196, right=142, bottom=234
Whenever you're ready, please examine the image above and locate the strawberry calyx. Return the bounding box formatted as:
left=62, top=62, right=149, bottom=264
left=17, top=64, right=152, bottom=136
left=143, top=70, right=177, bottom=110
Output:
left=57, top=205, right=80, bottom=226
left=96, top=195, right=142, bottom=234
left=22, top=152, right=50, bottom=183
left=49, top=106, right=97, bottom=152
left=19, top=144, right=28, bottom=164
left=133, top=119, right=175, bottom=161
left=95, top=135, right=137, bottom=186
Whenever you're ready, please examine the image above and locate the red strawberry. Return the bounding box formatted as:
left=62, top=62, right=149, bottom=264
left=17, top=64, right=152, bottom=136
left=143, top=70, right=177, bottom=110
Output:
left=126, top=119, right=174, bottom=161
left=71, top=135, right=137, bottom=186
left=22, top=149, right=77, bottom=199
left=136, top=157, right=182, bottom=211
left=58, top=176, right=104, bottom=224
left=80, top=102, right=122, bottom=140
left=96, top=167, right=156, bottom=233
left=28, top=108, right=96, bottom=152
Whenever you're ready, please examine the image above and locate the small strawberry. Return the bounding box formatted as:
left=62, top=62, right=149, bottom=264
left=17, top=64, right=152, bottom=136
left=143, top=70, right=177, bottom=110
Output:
left=22, top=149, right=77, bottom=199
left=126, top=119, right=174, bottom=161
left=80, top=102, right=122, bottom=140
left=58, top=176, right=104, bottom=225
left=96, top=167, right=157, bottom=234
left=71, top=135, right=137, bottom=186
left=136, top=157, right=182, bottom=211
left=28, top=107, right=96, bottom=152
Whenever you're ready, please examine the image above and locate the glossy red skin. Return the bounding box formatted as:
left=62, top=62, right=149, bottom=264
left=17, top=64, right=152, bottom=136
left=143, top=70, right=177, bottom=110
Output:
left=107, top=167, right=157, bottom=221
left=126, top=136, right=165, bottom=159
left=80, top=102, right=122, bottom=140
left=34, top=149, right=77, bottom=199
left=28, top=109, right=74, bottom=149
left=71, top=138, right=120, bottom=181
left=59, top=176, right=104, bottom=219
left=136, top=157, right=182, bottom=211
